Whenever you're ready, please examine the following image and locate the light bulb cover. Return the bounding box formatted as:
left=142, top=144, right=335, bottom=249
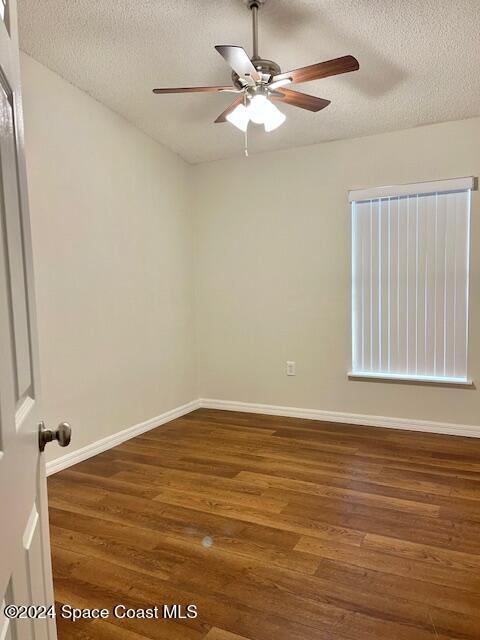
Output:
left=264, top=101, right=286, bottom=132
left=247, top=94, right=270, bottom=124
left=226, top=103, right=250, bottom=132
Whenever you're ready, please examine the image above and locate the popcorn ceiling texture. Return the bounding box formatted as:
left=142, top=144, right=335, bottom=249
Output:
left=18, top=0, right=480, bottom=164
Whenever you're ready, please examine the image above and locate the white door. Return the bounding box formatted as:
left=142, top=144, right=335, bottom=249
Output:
left=0, top=1, right=69, bottom=639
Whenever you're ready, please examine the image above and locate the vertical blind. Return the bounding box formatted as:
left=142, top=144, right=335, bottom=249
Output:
left=350, top=178, right=473, bottom=382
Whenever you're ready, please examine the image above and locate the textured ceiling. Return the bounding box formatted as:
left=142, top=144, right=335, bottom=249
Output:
left=18, top=0, right=480, bottom=164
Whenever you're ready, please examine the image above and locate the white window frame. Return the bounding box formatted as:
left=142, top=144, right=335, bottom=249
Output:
left=348, top=177, right=475, bottom=385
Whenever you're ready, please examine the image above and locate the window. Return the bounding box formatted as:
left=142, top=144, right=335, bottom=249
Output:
left=350, top=177, right=473, bottom=384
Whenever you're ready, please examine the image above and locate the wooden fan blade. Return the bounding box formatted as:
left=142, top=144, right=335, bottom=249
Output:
left=215, top=45, right=261, bottom=83
left=271, top=88, right=331, bottom=112
left=273, top=55, right=359, bottom=85
left=153, top=86, right=234, bottom=94
left=214, top=95, right=244, bottom=123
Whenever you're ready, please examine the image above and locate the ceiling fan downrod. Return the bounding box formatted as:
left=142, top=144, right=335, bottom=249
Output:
left=249, top=1, right=260, bottom=60
left=242, top=0, right=281, bottom=88
left=246, top=0, right=267, bottom=59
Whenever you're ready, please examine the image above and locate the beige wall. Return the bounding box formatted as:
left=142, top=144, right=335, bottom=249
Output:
left=21, top=54, right=196, bottom=464
left=193, top=117, right=480, bottom=427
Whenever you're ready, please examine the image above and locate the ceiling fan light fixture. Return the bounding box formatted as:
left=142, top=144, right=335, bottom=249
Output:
left=245, top=93, right=286, bottom=131
left=226, top=103, right=250, bottom=131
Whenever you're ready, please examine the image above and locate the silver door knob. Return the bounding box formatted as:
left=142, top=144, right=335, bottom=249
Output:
left=38, top=421, right=72, bottom=452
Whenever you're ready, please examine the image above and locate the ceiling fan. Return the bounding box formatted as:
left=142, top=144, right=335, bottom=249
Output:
left=153, top=0, right=359, bottom=139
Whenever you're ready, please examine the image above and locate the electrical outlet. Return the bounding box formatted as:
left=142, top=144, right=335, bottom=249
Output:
left=286, top=361, right=296, bottom=376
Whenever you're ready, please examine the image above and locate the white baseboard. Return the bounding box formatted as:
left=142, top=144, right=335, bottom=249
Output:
left=46, top=399, right=201, bottom=476
left=199, top=398, right=480, bottom=438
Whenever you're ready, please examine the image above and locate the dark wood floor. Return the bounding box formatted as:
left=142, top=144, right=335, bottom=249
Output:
left=48, top=408, right=480, bottom=640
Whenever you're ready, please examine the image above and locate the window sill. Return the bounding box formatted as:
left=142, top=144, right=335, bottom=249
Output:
left=348, top=371, right=473, bottom=388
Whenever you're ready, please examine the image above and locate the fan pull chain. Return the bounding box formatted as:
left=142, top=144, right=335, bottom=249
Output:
left=243, top=91, right=249, bottom=157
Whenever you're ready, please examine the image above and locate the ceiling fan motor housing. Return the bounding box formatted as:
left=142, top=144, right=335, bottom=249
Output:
left=231, top=59, right=281, bottom=89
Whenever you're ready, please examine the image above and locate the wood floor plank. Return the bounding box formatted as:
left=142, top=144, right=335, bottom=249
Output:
left=204, top=629, right=253, bottom=640
left=363, top=532, right=480, bottom=571
left=55, top=613, right=152, bottom=640
left=50, top=526, right=176, bottom=580
left=296, top=535, right=480, bottom=593
left=48, top=408, right=480, bottom=640
left=267, top=485, right=441, bottom=519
